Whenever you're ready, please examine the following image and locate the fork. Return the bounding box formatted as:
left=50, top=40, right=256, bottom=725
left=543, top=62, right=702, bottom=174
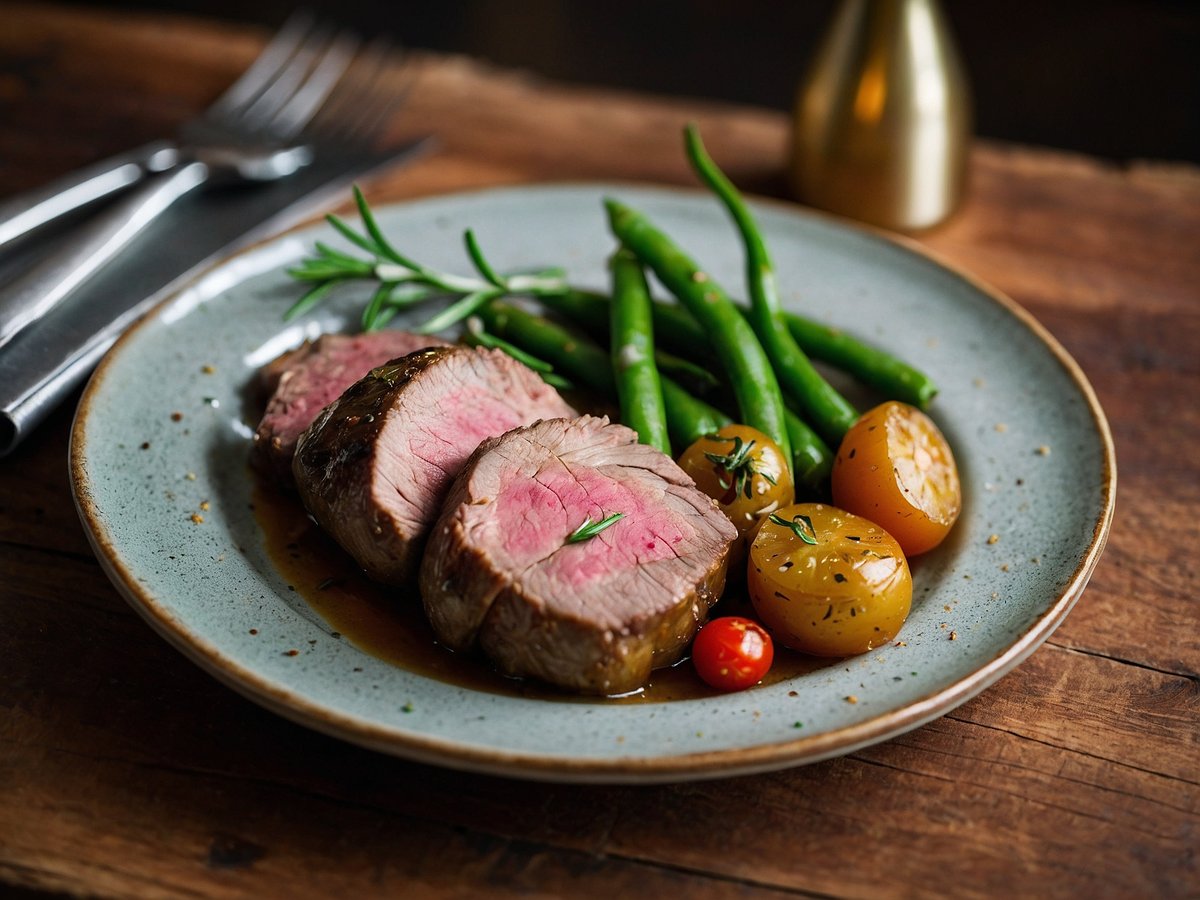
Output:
left=0, top=19, right=407, bottom=350
left=0, top=12, right=323, bottom=256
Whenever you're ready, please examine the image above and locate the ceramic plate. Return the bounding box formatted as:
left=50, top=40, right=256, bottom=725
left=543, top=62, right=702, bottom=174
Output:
left=71, top=184, right=1115, bottom=782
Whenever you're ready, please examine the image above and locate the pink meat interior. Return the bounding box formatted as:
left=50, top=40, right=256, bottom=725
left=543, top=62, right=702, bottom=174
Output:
left=458, top=422, right=728, bottom=631
left=371, top=353, right=576, bottom=537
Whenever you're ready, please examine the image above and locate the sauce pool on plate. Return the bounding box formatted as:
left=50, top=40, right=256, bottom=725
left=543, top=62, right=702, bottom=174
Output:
left=252, top=482, right=833, bottom=702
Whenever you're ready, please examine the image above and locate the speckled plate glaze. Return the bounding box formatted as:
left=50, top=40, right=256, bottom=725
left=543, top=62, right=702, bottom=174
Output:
left=70, top=184, right=1115, bottom=783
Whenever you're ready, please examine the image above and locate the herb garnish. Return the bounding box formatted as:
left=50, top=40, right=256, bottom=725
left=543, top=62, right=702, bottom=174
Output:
left=703, top=434, right=777, bottom=499
left=286, top=187, right=568, bottom=333
left=566, top=512, right=625, bottom=544
left=769, top=512, right=819, bottom=544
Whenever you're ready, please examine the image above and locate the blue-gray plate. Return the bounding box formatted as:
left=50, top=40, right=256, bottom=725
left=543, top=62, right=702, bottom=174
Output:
left=70, top=185, right=1115, bottom=782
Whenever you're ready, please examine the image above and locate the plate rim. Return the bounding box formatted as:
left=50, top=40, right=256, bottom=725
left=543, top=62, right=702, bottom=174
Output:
left=69, top=181, right=1117, bottom=782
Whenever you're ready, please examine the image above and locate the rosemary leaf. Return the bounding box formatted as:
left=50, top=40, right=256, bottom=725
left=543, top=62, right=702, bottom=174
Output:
left=314, top=241, right=370, bottom=266
left=566, top=512, right=625, bottom=544
left=464, top=320, right=553, bottom=372
left=285, top=279, right=343, bottom=321
left=464, top=318, right=575, bottom=390
left=354, top=186, right=419, bottom=269
left=325, top=212, right=381, bottom=256
left=362, top=282, right=398, bottom=332
left=416, top=289, right=500, bottom=335
left=372, top=306, right=399, bottom=330
left=464, top=229, right=506, bottom=288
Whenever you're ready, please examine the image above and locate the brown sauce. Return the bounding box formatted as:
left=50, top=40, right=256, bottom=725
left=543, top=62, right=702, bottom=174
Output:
left=253, top=483, right=834, bottom=703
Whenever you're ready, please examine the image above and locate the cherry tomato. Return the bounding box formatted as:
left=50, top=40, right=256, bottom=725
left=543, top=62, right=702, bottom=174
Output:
left=677, top=425, right=794, bottom=558
left=692, top=616, right=774, bottom=692
left=748, top=503, right=912, bottom=657
left=832, top=401, right=961, bottom=556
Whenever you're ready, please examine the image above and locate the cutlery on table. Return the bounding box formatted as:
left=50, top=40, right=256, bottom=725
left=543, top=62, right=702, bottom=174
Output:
left=0, top=16, right=407, bottom=350
left=0, top=11, right=323, bottom=255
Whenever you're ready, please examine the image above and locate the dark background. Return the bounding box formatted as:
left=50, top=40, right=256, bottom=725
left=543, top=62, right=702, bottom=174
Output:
left=63, top=1, right=1200, bottom=162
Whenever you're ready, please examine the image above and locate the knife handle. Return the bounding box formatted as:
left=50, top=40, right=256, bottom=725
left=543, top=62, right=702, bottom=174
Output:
left=0, top=141, right=181, bottom=256
left=0, top=162, right=209, bottom=351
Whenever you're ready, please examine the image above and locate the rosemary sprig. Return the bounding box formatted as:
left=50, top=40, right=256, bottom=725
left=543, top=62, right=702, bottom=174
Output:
left=565, top=512, right=625, bottom=544
left=769, top=512, right=819, bottom=544
left=703, top=435, right=778, bottom=499
left=285, top=186, right=569, bottom=333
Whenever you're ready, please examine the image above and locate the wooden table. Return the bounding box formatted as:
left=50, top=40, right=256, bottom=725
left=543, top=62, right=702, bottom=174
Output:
left=2, top=5, right=1197, bottom=897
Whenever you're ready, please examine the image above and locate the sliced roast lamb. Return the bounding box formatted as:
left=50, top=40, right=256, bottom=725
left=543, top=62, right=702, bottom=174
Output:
left=419, top=415, right=737, bottom=695
left=252, top=331, right=448, bottom=484
left=293, top=345, right=576, bottom=586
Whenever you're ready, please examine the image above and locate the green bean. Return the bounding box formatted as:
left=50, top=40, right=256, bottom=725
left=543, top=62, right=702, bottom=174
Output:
left=781, top=315, right=937, bottom=408
left=478, top=301, right=730, bottom=451
left=605, top=198, right=793, bottom=470
left=543, top=288, right=707, bottom=359
left=653, top=349, right=722, bottom=396
left=684, top=124, right=858, bottom=444
left=478, top=302, right=613, bottom=393
left=540, top=289, right=937, bottom=409
left=533, top=291, right=716, bottom=394
left=538, top=288, right=611, bottom=333
left=480, top=300, right=831, bottom=493
left=461, top=317, right=574, bottom=390
left=609, top=249, right=670, bottom=454
left=784, top=411, right=833, bottom=499
left=660, top=379, right=732, bottom=449
left=540, top=288, right=829, bottom=494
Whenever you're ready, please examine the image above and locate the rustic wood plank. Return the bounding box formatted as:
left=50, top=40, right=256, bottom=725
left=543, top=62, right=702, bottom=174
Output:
left=3, top=534, right=1195, bottom=897
left=2, top=751, right=808, bottom=899
left=0, top=397, right=95, bottom=559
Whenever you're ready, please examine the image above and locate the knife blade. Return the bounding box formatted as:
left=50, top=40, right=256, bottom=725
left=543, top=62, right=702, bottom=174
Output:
left=0, top=137, right=431, bottom=457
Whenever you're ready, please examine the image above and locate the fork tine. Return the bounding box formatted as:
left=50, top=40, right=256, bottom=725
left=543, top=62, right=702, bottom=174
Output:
left=266, top=31, right=363, bottom=140
left=234, top=22, right=338, bottom=131
left=353, top=53, right=419, bottom=146
left=339, top=67, right=411, bottom=148
left=203, top=9, right=316, bottom=121
left=308, top=39, right=409, bottom=148
left=311, top=40, right=388, bottom=135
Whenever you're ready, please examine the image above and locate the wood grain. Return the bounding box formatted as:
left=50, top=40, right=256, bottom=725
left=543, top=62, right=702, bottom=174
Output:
left=1, top=4, right=1198, bottom=898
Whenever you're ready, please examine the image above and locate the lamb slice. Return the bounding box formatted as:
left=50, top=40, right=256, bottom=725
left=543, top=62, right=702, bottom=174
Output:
left=252, top=331, right=448, bottom=484
left=293, top=345, right=577, bottom=586
left=419, top=415, right=737, bottom=695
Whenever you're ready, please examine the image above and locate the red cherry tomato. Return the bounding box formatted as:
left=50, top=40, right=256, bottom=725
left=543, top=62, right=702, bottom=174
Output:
left=692, top=616, right=774, bottom=692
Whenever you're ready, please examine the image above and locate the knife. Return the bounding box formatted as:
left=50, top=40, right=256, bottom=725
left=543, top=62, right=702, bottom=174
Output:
left=0, top=137, right=431, bottom=457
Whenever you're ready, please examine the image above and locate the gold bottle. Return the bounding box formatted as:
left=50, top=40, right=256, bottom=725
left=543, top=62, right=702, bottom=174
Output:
left=789, top=0, right=972, bottom=231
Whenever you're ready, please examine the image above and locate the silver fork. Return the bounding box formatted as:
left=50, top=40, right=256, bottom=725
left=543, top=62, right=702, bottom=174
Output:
left=0, top=12, right=325, bottom=256
left=0, top=20, right=407, bottom=350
